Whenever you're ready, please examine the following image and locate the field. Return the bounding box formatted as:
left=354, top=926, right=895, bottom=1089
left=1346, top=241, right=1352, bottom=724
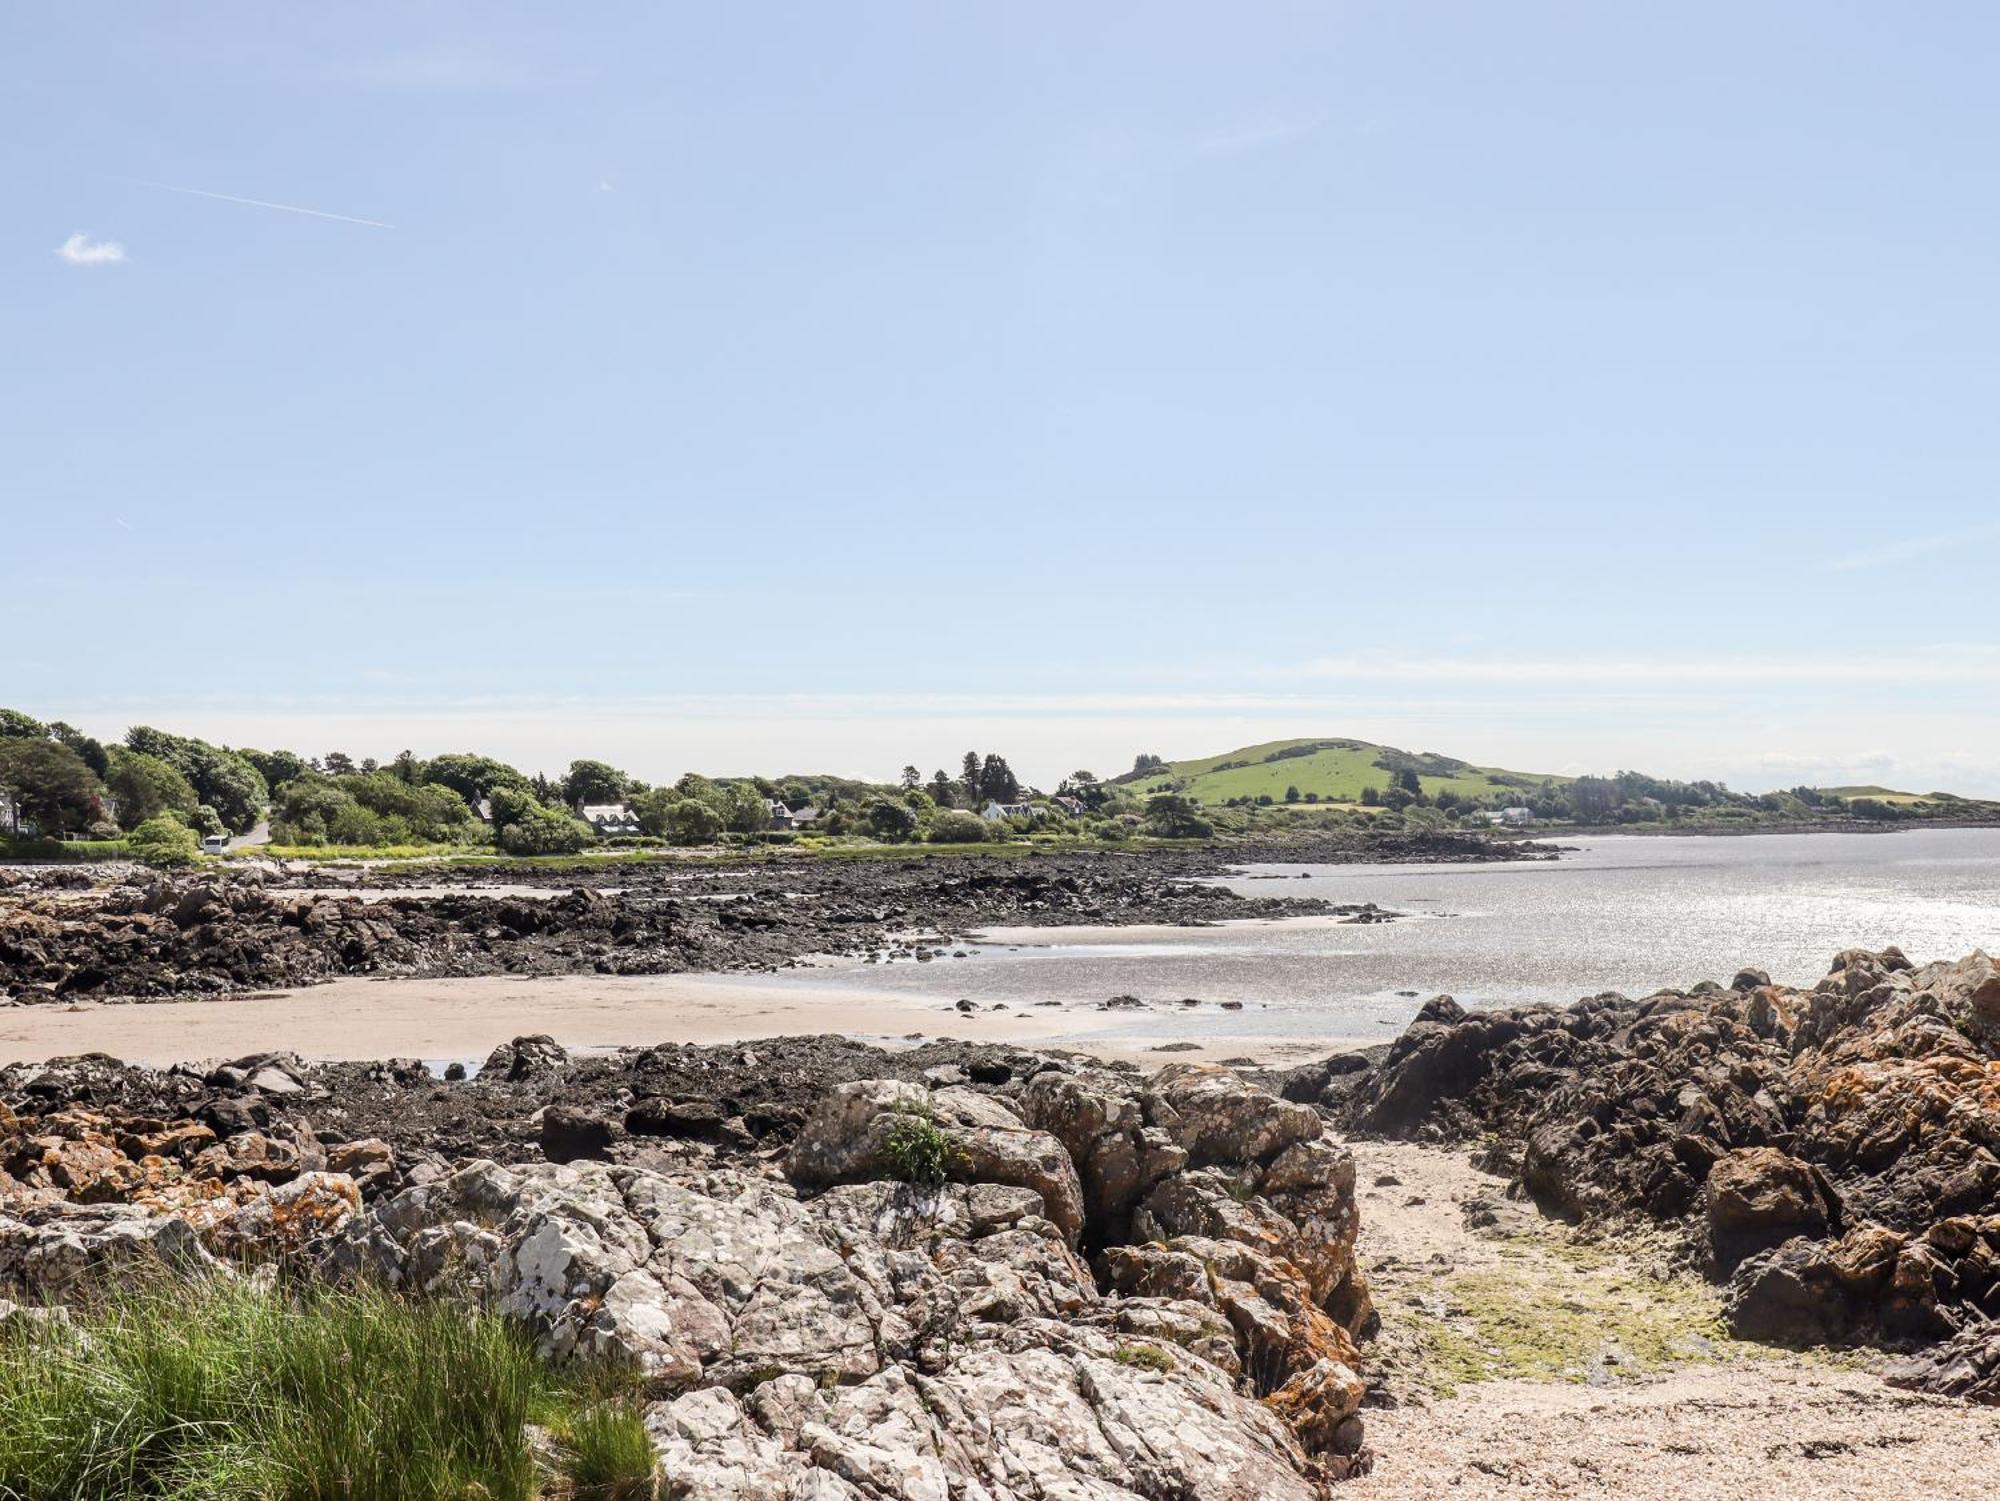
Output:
left=1115, top=738, right=1569, bottom=806
left=1817, top=785, right=1957, bottom=807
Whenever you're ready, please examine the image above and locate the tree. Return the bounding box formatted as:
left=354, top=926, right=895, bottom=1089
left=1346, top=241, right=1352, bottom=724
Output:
left=899, top=765, right=921, bottom=791
left=391, top=750, right=421, bottom=784
left=1394, top=768, right=1422, bottom=796
left=720, top=782, right=770, bottom=836
left=322, top=751, right=357, bottom=777
left=486, top=785, right=542, bottom=834
left=184, top=749, right=266, bottom=834
left=662, top=798, right=724, bottom=844
left=1566, top=775, right=1621, bottom=823
left=124, top=727, right=267, bottom=832
left=1058, top=771, right=1106, bottom=810
left=1142, top=793, right=1213, bottom=839
left=238, top=748, right=309, bottom=792
left=344, top=773, right=474, bottom=842
left=0, top=709, right=48, bottom=740
left=562, top=760, right=629, bottom=808
left=269, top=776, right=356, bottom=845
left=1284, top=784, right=1301, bottom=803
left=961, top=751, right=981, bottom=800
left=927, top=769, right=957, bottom=809
left=128, top=816, right=200, bottom=868
left=978, top=753, right=1019, bottom=804
left=0, top=738, right=104, bottom=836
left=865, top=797, right=918, bottom=841
left=422, top=753, right=531, bottom=806
left=46, top=722, right=110, bottom=777
left=103, top=748, right=198, bottom=831
left=1131, top=752, right=1165, bottom=775
left=191, top=805, right=227, bottom=838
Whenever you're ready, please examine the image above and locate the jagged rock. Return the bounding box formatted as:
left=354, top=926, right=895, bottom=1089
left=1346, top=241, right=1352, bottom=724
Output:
left=1889, top=1319, right=2000, bottom=1404
left=484, top=1034, right=571, bottom=1083
left=1343, top=947, right=2000, bottom=1354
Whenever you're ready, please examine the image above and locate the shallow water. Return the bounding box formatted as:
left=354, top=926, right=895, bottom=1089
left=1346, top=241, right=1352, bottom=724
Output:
left=763, top=828, right=2000, bottom=1045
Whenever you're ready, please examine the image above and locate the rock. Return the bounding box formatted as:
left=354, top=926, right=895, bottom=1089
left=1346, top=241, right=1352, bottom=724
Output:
left=783, top=1078, right=931, bottom=1191
left=1149, top=1063, right=1323, bottom=1169
left=1888, top=1320, right=2000, bottom=1403
left=624, top=1099, right=730, bottom=1143
left=325, top=1137, right=395, bottom=1192
left=482, top=1035, right=570, bottom=1084
left=1706, top=1147, right=1839, bottom=1264
left=540, top=1106, right=615, bottom=1164
left=1264, top=1357, right=1365, bottom=1454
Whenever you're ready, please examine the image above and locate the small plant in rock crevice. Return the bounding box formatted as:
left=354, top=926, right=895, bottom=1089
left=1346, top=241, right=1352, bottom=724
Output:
left=883, top=1102, right=963, bottom=1188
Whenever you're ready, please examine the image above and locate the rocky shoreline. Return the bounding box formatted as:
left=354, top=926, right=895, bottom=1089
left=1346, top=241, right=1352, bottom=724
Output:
left=0, top=835, right=1538, bottom=1005
left=4, top=943, right=2000, bottom=1493
left=2, top=1035, right=1376, bottom=1495
left=1292, top=946, right=2000, bottom=1404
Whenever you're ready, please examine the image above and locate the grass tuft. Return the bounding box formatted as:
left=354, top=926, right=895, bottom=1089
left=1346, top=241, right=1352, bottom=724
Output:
left=0, top=1275, right=658, bottom=1501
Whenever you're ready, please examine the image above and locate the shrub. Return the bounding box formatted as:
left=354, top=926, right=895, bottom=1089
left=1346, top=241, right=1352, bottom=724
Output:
left=498, top=802, right=594, bottom=856
left=928, top=810, right=988, bottom=844
left=1112, top=1342, right=1176, bottom=1373
left=884, top=1103, right=960, bottom=1188
left=127, top=816, right=200, bottom=868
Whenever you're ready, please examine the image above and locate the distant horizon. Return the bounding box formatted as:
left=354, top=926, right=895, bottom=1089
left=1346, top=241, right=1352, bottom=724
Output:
left=18, top=698, right=1993, bottom=802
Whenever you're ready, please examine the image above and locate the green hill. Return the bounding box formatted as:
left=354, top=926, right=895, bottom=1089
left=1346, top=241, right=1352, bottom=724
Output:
left=1112, top=737, right=1570, bottom=807
left=1816, top=785, right=1962, bottom=807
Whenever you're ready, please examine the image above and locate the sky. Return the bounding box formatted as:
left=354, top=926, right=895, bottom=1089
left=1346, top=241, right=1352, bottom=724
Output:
left=7, top=3, right=1999, bottom=793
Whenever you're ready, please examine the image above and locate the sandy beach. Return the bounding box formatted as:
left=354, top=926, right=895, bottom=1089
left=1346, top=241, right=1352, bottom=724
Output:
left=0, top=969, right=1354, bottom=1070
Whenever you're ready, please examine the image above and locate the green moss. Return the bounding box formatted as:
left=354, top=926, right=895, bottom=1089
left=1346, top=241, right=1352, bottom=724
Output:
left=1402, top=1260, right=1737, bottom=1396
left=1113, top=1343, right=1177, bottom=1373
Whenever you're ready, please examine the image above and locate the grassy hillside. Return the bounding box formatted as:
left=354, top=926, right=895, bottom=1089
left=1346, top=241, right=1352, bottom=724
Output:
left=1816, top=786, right=1964, bottom=808
left=1113, top=738, right=1570, bottom=806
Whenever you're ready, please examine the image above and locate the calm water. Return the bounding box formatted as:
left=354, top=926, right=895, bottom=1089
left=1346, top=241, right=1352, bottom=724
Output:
left=765, top=829, right=2000, bottom=1044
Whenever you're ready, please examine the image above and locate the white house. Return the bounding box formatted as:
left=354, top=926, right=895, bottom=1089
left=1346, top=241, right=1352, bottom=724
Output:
left=981, top=800, right=1039, bottom=822
left=1481, top=806, right=1536, bottom=827
left=577, top=801, right=643, bottom=836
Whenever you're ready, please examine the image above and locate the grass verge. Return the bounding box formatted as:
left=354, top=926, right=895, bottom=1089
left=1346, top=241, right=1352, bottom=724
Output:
left=0, top=1275, right=657, bottom=1500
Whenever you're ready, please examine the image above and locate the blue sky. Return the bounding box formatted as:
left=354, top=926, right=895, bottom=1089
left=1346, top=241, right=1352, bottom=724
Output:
left=7, top=3, right=1999, bottom=791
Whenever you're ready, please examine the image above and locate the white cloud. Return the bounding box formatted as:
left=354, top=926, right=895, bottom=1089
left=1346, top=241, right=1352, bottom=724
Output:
left=1828, top=522, right=2000, bottom=571
left=1196, top=108, right=1323, bottom=159
left=1261, top=653, right=2000, bottom=685
left=55, top=232, right=125, bottom=267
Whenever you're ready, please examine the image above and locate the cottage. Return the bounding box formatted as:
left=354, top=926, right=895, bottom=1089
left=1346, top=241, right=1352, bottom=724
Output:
left=1480, top=806, right=1536, bottom=827
left=1050, top=796, right=1087, bottom=818
left=981, top=800, right=1039, bottom=822
left=577, top=801, right=643, bottom=836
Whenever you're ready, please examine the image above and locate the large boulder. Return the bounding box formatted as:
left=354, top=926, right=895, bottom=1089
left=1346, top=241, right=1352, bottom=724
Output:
left=785, top=1080, right=1087, bottom=1245
left=1705, top=1147, right=1839, bottom=1264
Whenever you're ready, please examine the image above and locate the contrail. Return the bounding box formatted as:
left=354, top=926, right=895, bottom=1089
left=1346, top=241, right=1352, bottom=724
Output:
left=119, top=177, right=394, bottom=228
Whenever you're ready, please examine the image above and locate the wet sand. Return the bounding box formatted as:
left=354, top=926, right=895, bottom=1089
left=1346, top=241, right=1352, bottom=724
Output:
left=0, top=970, right=1348, bottom=1070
